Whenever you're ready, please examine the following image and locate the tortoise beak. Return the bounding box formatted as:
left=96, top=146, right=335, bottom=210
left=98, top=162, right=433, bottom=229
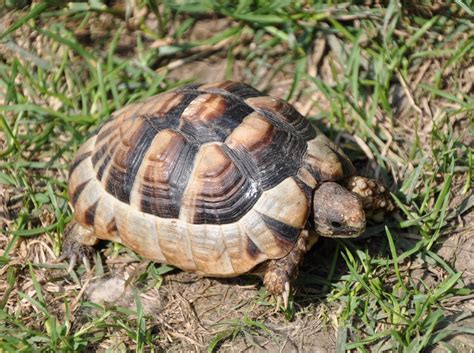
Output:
left=327, top=223, right=366, bottom=238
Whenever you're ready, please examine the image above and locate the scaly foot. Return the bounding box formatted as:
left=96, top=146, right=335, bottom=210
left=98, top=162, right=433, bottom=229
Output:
left=344, top=176, right=395, bottom=221
left=58, top=221, right=98, bottom=272
left=262, top=231, right=308, bottom=309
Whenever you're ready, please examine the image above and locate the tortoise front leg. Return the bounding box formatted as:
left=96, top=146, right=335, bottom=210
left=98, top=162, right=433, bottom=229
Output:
left=58, top=221, right=99, bottom=271
left=344, top=176, right=395, bottom=221
left=262, top=230, right=308, bottom=309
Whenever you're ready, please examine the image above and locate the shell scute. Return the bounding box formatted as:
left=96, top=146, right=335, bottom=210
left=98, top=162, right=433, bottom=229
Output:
left=179, top=143, right=261, bottom=225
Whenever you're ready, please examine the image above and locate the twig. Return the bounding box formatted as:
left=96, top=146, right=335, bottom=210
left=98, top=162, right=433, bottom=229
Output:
left=397, top=71, right=423, bottom=117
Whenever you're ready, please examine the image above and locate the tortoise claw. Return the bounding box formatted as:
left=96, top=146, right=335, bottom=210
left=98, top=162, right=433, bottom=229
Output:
left=282, top=281, right=290, bottom=309
left=273, top=282, right=291, bottom=312
left=56, top=251, right=77, bottom=272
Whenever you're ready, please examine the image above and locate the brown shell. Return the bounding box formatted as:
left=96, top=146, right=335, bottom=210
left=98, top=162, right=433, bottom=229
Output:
left=68, top=81, right=355, bottom=276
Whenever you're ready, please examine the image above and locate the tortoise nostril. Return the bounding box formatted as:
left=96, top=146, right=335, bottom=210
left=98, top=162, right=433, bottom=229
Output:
left=331, top=221, right=342, bottom=228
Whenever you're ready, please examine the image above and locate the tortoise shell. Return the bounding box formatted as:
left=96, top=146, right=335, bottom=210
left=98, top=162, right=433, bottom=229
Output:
left=68, top=81, right=354, bottom=276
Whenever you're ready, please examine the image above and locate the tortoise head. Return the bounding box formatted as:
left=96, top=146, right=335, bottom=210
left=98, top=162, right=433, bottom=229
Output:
left=312, top=182, right=365, bottom=238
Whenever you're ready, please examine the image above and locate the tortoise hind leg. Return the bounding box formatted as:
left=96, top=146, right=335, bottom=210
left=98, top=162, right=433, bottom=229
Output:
left=263, top=231, right=308, bottom=309
left=344, top=176, right=395, bottom=221
left=58, top=221, right=99, bottom=271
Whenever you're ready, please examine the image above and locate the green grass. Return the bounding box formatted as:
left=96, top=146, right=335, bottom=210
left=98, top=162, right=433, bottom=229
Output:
left=1, top=0, right=473, bottom=351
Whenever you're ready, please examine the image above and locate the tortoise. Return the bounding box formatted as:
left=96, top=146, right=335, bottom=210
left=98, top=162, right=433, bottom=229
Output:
left=63, top=81, right=393, bottom=308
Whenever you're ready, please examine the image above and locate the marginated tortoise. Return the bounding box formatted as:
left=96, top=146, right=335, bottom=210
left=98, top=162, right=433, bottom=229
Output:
left=63, top=81, right=393, bottom=308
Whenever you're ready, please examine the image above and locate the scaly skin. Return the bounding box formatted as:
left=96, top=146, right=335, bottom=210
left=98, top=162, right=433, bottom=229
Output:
left=58, top=221, right=98, bottom=271
left=263, top=230, right=309, bottom=309
left=344, top=176, right=395, bottom=221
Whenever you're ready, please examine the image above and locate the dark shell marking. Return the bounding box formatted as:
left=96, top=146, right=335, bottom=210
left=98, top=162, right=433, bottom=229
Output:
left=71, top=179, right=91, bottom=205
left=81, top=81, right=317, bottom=224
